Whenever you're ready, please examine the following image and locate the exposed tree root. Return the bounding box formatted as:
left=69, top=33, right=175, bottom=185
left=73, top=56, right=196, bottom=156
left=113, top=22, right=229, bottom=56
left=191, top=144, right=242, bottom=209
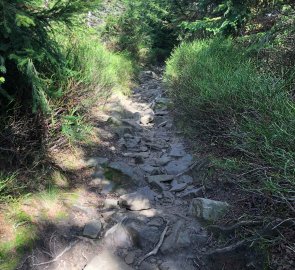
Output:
left=137, top=224, right=169, bottom=266
left=208, top=220, right=263, bottom=236
left=32, top=240, right=79, bottom=266
left=205, top=239, right=248, bottom=256
left=205, top=218, right=295, bottom=257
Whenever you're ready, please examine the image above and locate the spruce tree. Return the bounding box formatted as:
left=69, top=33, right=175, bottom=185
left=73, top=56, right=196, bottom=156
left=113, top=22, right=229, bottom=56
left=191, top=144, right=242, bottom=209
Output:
left=0, top=0, right=99, bottom=112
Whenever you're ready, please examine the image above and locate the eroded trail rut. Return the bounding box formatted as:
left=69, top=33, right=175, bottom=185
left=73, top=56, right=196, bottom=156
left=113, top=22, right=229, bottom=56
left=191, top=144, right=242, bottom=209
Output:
left=21, top=69, right=229, bottom=270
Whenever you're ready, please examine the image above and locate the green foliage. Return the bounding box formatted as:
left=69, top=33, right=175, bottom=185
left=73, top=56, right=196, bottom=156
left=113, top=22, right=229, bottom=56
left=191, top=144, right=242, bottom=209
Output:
left=62, top=27, right=133, bottom=95
left=102, top=1, right=295, bottom=63
left=102, top=0, right=178, bottom=63
left=61, top=108, right=93, bottom=143
left=180, top=0, right=250, bottom=38
left=0, top=0, right=100, bottom=112
left=174, top=0, right=294, bottom=39
left=0, top=1, right=134, bottom=159
left=165, top=39, right=295, bottom=197
left=47, top=27, right=133, bottom=144
left=241, top=6, right=295, bottom=75
left=0, top=216, right=36, bottom=270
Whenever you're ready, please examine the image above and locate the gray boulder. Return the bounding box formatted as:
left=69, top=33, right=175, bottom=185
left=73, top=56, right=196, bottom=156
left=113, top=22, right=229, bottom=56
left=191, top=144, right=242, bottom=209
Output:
left=125, top=251, right=136, bottom=264
left=189, top=198, right=230, bottom=221
left=141, top=109, right=155, bottom=125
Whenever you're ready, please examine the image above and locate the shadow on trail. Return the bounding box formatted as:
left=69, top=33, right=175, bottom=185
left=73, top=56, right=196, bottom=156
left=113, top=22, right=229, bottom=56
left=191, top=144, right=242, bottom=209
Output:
left=16, top=89, right=149, bottom=270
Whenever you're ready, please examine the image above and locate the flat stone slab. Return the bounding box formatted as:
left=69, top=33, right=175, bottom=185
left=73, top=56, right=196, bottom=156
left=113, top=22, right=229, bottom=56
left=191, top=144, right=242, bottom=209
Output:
left=140, top=164, right=161, bottom=175
left=140, top=70, right=157, bottom=80
left=150, top=156, right=172, bottom=166
left=109, top=161, right=134, bottom=176
left=170, top=182, right=187, bottom=192
left=169, top=143, right=186, bottom=157
left=147, top=217, right=164, bottom=227
left=140, top=261, right=158, bottom=270
left=147, top=175, right=174, bottom=183
left=122, top=119, right=142, bottom=131
left=155, top=110, right=169, bottom=116
left=165, top=154, right=193, bottom=175
left=149, top=180, right=167, bottom=191
left=123, top=137, right=141, bottom=149
left=127, top=146, right=149, bottom=153
left=84, top=249, right=134, bottom=270
left=83, top=220, right=102, bottom=239
left=108, top=162, right=145, bottom=185
left=115, top=126, right=134, bottom=138
left=123, top=152, right=149, bottom=158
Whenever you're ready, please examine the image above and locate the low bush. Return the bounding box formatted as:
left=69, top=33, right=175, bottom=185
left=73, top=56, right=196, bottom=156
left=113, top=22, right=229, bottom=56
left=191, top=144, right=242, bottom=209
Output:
left=165, top=38, right=295, bottom=200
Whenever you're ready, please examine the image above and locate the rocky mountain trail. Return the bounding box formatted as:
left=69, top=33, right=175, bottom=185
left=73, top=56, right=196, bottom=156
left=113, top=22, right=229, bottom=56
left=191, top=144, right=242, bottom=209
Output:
left=19, top=69, right=260, bottom=270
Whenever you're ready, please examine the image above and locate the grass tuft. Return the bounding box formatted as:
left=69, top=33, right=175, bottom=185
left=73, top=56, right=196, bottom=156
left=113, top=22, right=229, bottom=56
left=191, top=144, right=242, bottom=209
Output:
left=0, top=173, right=24, bottom=203
left=165, top=38, right=295, bottom=200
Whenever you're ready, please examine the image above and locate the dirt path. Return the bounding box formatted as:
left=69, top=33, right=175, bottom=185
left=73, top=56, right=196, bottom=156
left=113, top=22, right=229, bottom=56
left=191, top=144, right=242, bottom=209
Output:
left=19, top=69, right=233, bottom=270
